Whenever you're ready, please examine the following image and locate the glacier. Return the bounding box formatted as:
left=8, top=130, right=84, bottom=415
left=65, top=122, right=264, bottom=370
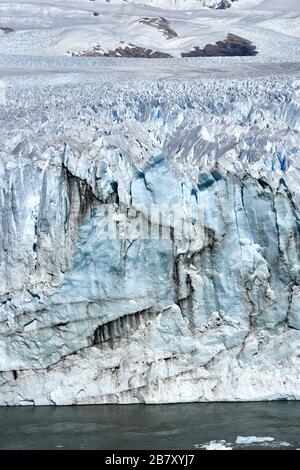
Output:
left=1, top=0, right=300, bottom=407
left=0, top=71, right=300, bottom=405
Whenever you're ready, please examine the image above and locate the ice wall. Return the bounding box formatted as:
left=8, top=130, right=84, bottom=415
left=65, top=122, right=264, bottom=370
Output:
left=0, top=76, right=300, bottom=404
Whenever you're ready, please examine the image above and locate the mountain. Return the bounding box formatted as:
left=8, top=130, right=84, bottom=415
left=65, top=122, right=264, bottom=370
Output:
left=0, top=0, right=299, bottom=59
left=92, top=0, right=238, bottom=8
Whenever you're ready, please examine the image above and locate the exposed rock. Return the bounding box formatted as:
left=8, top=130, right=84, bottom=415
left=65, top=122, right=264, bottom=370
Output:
left=182, top=33, right=258, bottom=57
left=73, top=44, right=173, bottom=58
left=138, top=17, right=178, bottom=40
left=0, top=27, right=14, bottom=34
left=214, top=0, right=237, bottom=9
left=105, top=45, right=173, bottom=58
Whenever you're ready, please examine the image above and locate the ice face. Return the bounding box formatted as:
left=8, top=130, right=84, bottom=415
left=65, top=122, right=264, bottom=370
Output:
left=0, top=74, right=300, bottom=405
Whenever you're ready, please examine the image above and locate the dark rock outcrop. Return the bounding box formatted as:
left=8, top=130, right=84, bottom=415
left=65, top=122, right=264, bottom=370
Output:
left=73, top=44, right=173, bottom=58
left=215, top=0, right=237, bottom=9
left=182, top=33, right=258, bottom=57
left=0, top=27, right=14, bottom=34
left=139, top=17, right=178, bottom=40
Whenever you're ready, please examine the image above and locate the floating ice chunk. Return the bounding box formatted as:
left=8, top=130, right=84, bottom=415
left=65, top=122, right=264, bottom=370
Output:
left=236, top=436, right=274, bottom=445
left=195, top=440, right=233, bottom=450
left=278, top=441, right=291, bottom=447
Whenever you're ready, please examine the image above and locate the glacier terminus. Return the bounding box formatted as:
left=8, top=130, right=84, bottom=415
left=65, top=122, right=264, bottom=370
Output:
left=0, top=0, right=300, bottom=405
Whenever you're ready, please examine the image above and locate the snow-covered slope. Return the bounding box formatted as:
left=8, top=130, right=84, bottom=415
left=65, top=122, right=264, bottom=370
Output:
left=0, top=0, right=299, bottom=58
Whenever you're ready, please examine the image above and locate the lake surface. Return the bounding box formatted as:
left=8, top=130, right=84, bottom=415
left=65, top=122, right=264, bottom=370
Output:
left=0, top=402, right=299, bottom=450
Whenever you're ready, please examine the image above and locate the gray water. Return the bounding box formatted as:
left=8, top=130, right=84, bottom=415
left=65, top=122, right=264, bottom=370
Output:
left=0, top=402, right=299, bottom=450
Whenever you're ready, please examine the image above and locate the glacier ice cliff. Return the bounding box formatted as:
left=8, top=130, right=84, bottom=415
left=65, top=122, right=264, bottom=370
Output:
left=0, top=75, right=300, bottom=405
